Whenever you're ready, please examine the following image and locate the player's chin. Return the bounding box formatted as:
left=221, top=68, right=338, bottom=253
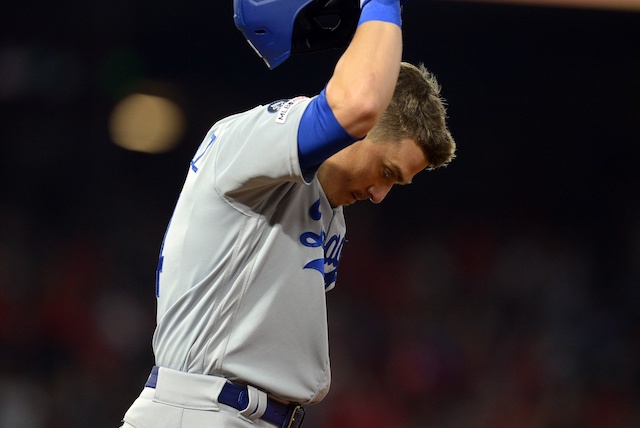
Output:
left=345, top=193, right=357, bottom=206
left=332, top=192, right=357, bottom=207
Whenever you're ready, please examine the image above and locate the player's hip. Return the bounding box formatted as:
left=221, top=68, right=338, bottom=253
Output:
left=121, top=387, right=263, bottom=428
left=120, top=366, right=304, bottom=428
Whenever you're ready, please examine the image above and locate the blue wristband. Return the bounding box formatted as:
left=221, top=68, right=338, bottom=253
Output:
left=358, top=0, right=402, bottom=27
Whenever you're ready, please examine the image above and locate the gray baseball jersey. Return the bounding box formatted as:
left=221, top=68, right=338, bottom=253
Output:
left=152, top=96, right=347, bottom=405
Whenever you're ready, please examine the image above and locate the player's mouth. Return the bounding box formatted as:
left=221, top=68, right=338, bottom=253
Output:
left=349, top=192, right=368, bottom=205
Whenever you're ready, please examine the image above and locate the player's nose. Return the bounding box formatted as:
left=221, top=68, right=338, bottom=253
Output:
left=367, top=184, right=392, bottom=204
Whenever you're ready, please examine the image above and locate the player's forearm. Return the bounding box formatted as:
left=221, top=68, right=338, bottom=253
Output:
left=325, top=2, right=402, bottom=139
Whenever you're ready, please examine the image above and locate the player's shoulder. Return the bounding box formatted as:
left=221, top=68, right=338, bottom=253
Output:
left=212, top=96, right=314, bottom=137
left=264, top=96, right=311, bottom=124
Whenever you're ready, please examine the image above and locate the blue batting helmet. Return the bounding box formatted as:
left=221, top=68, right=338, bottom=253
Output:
left=234, top=0, right=360, bottom=69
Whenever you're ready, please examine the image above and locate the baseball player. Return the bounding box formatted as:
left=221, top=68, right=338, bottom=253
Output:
left=120, top=0, right=455, bottom=427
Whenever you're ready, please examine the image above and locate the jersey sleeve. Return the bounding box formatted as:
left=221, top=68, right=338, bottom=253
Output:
left=191, top=93, right=357, bottom=214
left=202, top=97, right=313, bottom=207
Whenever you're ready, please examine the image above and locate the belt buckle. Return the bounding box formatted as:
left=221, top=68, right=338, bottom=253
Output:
left=282, top=404, right=305, bottom=428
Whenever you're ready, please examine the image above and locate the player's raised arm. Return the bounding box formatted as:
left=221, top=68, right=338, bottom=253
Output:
left=326, top=0, right=403, bottom=139
left=234, top=0, right=406, bottom=172
left=295, top=0, right=404, bottom=171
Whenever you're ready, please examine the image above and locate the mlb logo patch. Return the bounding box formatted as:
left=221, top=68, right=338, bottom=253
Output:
left=273, top=97, right=307, bottom=124
left=267, top=99, right=287, bottom=113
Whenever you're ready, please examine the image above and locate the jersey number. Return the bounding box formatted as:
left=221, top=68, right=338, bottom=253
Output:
left=156, top=134, right=217, bottom=297
left=189, top=134, right=216, bottom=173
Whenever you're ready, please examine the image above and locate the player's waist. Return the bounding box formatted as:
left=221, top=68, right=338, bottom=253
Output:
left=144, top=366, right=305, bottom=428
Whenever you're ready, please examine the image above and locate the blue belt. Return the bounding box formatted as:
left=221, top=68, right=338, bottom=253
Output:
left=145, top=366, right=304, bottom=428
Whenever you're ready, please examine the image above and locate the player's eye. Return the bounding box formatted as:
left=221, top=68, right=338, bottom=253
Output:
left=383, top=167, right=393, bottom=180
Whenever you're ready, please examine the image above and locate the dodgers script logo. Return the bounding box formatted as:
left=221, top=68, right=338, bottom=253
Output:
left=299, top=199, right=345, bottom=289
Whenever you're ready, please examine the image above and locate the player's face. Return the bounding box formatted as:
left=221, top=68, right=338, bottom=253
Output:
left=318, top=137, right=429, bottom=207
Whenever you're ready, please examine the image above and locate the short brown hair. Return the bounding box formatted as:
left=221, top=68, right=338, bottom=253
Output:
left=368, top=62, right=456, bottom=169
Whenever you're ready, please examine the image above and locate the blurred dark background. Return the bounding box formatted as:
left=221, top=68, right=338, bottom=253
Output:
left=1, top=1, right=639, bottom=427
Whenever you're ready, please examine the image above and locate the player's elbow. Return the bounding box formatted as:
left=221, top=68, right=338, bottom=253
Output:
left=328, top=87, right=386, bottom=139
left=346, top=98, right=383, bottom=138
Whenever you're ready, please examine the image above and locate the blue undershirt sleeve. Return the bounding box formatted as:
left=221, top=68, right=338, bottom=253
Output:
left=297, top=88, right=357, bottom=173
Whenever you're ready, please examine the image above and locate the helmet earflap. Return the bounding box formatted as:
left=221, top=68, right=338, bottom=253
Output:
left=234, top=0, right=360, bottom=69
left=292, top=0, right=360, bottom=56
